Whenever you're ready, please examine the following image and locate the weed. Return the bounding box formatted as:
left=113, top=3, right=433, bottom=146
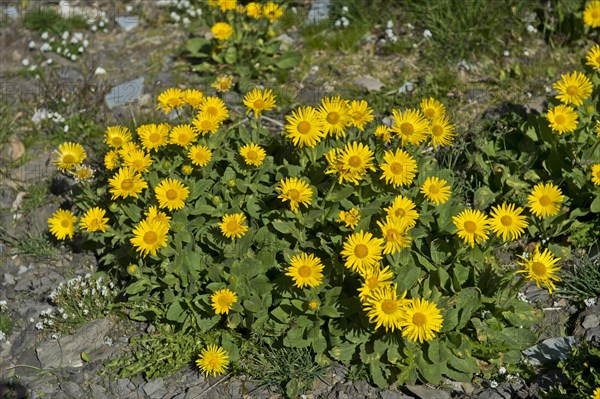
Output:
left=23, top=7, right=87, bottom=34
left=0, top=229, right=59, bottom=259
left=20, top=182, right=49, bottom=215
left=559, top=254, right=600, bottom=303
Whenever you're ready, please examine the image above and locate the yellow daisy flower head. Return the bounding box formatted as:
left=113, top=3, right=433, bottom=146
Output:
left=348, top=100, right=374, bottom=131
left=546, top=105, right=578, bottom=134
left=584, top=0, right=600, bottom=28
left=196, top=345, right=229, bottom=378
left=122, top=149, right=153, bottom=173
left=137, top=123, right=170, bottom=152
left=429, top=116, right=456, bottom=148
left=377, top=216, right=411, bottom=255
left=211, top=22, right=234, bottom=41
left=188, top=145, right=213, bottom=167
left=338, top=208, right=360, bottom=229
left=324, top=148, right=357, bottom=184
left=211, top=288, right=238, bottom=315
left=104, top=149, right=120, bottom=171
left=553, top=71, right=593, bottom=106
left=243, top=88, right=276, bottom=118
left=380, top=148, right=418, bottom=188
left=182, top=89, right=204, bottom=108
left=391, top=108, right=429, bottom=146
left=181, top=164, right=193, bottom=176
left=308, top=300, right=319, bottom=310
left=192, top=112, right=222, bottom=135
left=130, top=218, right=169, bottom=257
left=420, top=97, right=446, bottom=120
left=208, top=0, right=237, bottom=12
left=317, top=96, right=351, bottom=138
left=362, top=284, right=408, bottom=332
left=586, top=44, right=600, bottom=70
left=80, top=207, right=109, bottom=232
left=384, top=195, right=419, bottom=227
left=420, top=176, right=451, bottom=205
left=277, top=177, right=313, bottom=212
left=119, top=141, right=141, bottom=157
left=169, top=124, right=198, bottom=147
left=157, top=88, right=184, bottom=114
left=528, top=182, right=565, bottom=219
left=70, top=165, right=95, bottom=183
left=212, top=75, right=234, bottom=93
left=373, top=125, right=392, bottom=142
left=145, top=205, right=171, bottom=225
left=105, top=126, right=132, bottom=148
left=452, top=209, right=490, bottom=247
left=52, top=142, right=86, bottom=172
left=108, top=167, right=148, bottom=200
left=591, top=164, right=600, bottom=186
left=220, top=213, right=249, bottom=239
left=239, top=143, right=266, bottom=166
left=339, top=141, right=376, bottom=183
left=341, top=230, right=385, bottom=274
left=596, top=120, right=600, bottom=137
left=517, top=245, right=561, bottom=293
left=286, top=252, right=324, bottom=289
left=592, top=388, right=600, bottom=399
left=357, top=265, right=394, bottom=301
left=263, top=1, right=283, bottom=22
left=199, top=96, right=229, bottom=123
left=246, top=2, right=262, bottom=18
left=155, top=178, right=189, bottom=211
left=489, top=203, right=528, bottom=241
left=48, top=209, right=77, bottom=240
left=399, top=298, right=444, bottom=343
left=284, top=106, right=326, bottom=148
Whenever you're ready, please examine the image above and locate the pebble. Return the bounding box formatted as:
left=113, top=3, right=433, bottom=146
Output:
left=582, top=314, right=600, bottom=329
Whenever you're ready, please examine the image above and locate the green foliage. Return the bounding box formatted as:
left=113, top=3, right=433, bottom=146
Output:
left=0, top=229, right=59, bottom=258
left=23, top=7, right=87, bottom=33
left=20, top=182, right=49, bottom=215
left=559, top=254, right=600, bottom=303
left=543, top=343, right=600, bottom=399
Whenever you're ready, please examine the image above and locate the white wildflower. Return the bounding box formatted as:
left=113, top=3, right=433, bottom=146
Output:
left=584, top=298, right=597, bottom=307
left=499, top=367, right=506, bottom=374
left=423, top=29, right=432, bottom=38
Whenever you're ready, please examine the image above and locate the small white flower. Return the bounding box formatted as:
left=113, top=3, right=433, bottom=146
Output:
left=0, top=300, right=7, bottom=311
left=51, top=333, right=60, bottom=340
left=386, top=20, right=394, bottom=29
left=341, top=6, right=348, bottom=13
left=94, top=67, right=107, bottom=75
left=29, top=317, right=35, bottom=323
left=183, top=17, right=190, bottom=25
left=0, top=331, right=6, bottom=341
left=517, top=292, right=529, bottom=303
left=341, top=17, right=349, bottom=27
left=29, top=41, right=36, bottom=49
left=523, top=50, right=530, bottom=57
left=126, top=5, right=134, bottom=12
left=40, top=43, right=51, bottom=52
left=78, top=46, right=84, bottom=53
left=83, top=309, right=89, bottom=315
left=499, top=367, right=506, bottom=374
left=71, top=55, right=77, bottom=61
left=29, top=65, right=37, bottom=71
left=526, top=24, right=537, bottom=33
left=63, top=125, right=69, bottom=132
left=490, top=380, right=498, bottom=388
left=46, top=58, right=53, bottom=65
left=35, top=322, right=44, bottom=330
left=423, top=29, right=432, bottom=38
left=584, top=298, right=597, bottom=307
left=41, top=32, right=49, bottom=40
left=91, top=25, right=97, bottom=32
left=99, top=21, right=105, bottom=28
left=406, top=23, right=414, bottom=29
left=62, top=31, right=69, bottom=40
left=503, top=50, right=510, bottom=57
left=62, top=313, right=68, bottom=320
left=83, top=39, right=89, bottom=47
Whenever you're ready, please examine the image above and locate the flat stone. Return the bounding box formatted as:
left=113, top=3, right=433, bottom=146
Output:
left=353, top=76, right=384, bottom=92
left=105, top=77, right=144, bottom=109
left=380, top=390, right=414, bottom=399
left=478, top=389, right=508, bottom=399
left=306, top=0, right=330, bottom=24
left=89, top=384, right=108, bottom=399
left=583, top=314, right=600, bottom=329
left=522, top=336, right=575, bottom=365
left=143, top=378, right=168, bottom=398
left=405, top=385, right=450, bottom=399
left=116, top=15, right=139, bottom=31
left=4, top=273, right=15, bottom=285
left=61, top=381, right=85, bottom=398
left=585, top=326, right=600, bottom=342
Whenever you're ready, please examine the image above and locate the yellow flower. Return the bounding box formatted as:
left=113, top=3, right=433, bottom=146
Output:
left=377, top=216, right=411, bottom=255
left=362, top=284, right=408, bottom=332
left=591, top=387, right=600, bottom=399
left=341, top=230, right=384, bottom=275
left=546, top=105, right=578, bottom=134
left=373, top=125, right=392, bottom=142
left=188, top=145, right=213, bottom=167
left=108, top=167, right=148, bottom=200
left=420, top=176, right=451, bottom=205
left=420, top=97, right=446, bottom=120
left=357, top=265, right=394, bottom=301
left=286, top=252, right=324, bottom=288
left=553, top=71, right=593, bottom=106
left=243, top=88, right=276, bottom=118
left=155, top=178, right=189, bottom=211
left=220, top=213, right=248, bottom=239
left=317, top=96, right=351, bottom=138
left=182, top=89, right=204, bottom=108
left=137, top=123, right=170, bottom=152
left=48, top=209, right=77, bottom=240
left=52, top=142, right=86, bottom=172
left=428, top=116, right=456, bottom=148
left=338, top=208, right=360, bottom=229
left=338, top=141, right=376, bottom=184
left=384, top=195, right=419, bottom=227
left=70, top=165, right=94, bottom=183
left=239, top=143, right=266, bottom=166
left=105, top=126, right=131, bottom=148
left=145, top=205, right=171, bottom=225
left=130, top=219, right=169, bottom=257
left=192, top=112, right=221, bottom=135
left=399, top=298, right=444, bottom=343
left=517, top=245, right=561, bottom=293
left=211, top=288, right=238, bottom=315
left=246, top=2, right=262, bottom=18
left=119, top=142, right=141, bottom=157
left=199, top=96, right=229, bottom=123
left=325, top=148, right=359, bottom=185
left=597, top=121, right=600, bottom=137
left=79, top=207, right=109, bottom=232
left=591, top=164, right=600, bottom=186
left=211, top=22, right=233, bottom=41
left=181, top=164, right=193, bottom=175
left=489, top=203, right=528, bottom=241
left=452, top=209, right=490, bottom=247
left=104, top=150, right=120, bottom=170
left=391, top=108, right=429, bottom=146
left=208, top=0, right=237, bottom=12
left=157, top=88, right=185, bottom=114
left=169, top=124, right=198, bottom=147
left=348, top=100, right=374, bottom=131
left=380, top=148, right=418, bottom=188
left=308, top=300, right=319, bottom=310
left=277, top=177, right=313, bottom=212
left=584, top=0, right=600, bottom=28
left=284, top=106, right=326, bottom=148
left=196, top=345, right=229, bottom=378
left=528, top=182, right=565, bottom=219
left=263, top=1, right=283, bottom=22
left=586, top=44, right=600, bottom=70
left=127, top=264, right=137, bottom=275
left=212, top=75, right=234, bottom=93
left=122, top=149, right=153, bottom=173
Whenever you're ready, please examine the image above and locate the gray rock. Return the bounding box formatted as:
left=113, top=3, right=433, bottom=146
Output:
left=585, top=326, right=600, bottom=342
left=398, top=82, right=415, bottom=94
left=4, top=273, right=15, bottom=285
left=143, top=378, right=168, bottom=398
left=405, top=385, right=451, bottom=399
left=583, top=314, right=600, bottom=329
left=61, top=381, right=85, bottom=398
left=116, top=15, right=139, bottom=31
left=105, top=78, right=144, bottom=109
left=380, top=390, right=414, bottom=399
left=89, top=384, right=108, bottom=399
left=36, top=318, right=115, bottom=368
left=522, top=336, right=575, bottom=365
left=353, top=76, right=384, bottom=92
left=109, top=378, right=134, bottom=396
left=478, top=389, right=508, bottom=399
left=306, top=0, right=330, bottom=24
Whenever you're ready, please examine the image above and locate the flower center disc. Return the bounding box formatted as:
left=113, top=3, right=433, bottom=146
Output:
left=428, top=185, right=440, bottom=194
left=566, top=85, right=578, bottom=96
left=201, top=120, right=213, bottom=131
left=464, top=220, right=477, bottom=233
left=149, top=133, right=160, bottom=143
left=400, top=122, right=414, bottom=136
left=63, top=154, right=76, bottom=164
left=288, top=189, right=300, bottom=201
left=500, top=215, right=513, bottom=226
left=354, top=244, right=369, bottom=259
left=390, top=162, right=403, bottom=175
left=387, top=229, right=399, bottom=241
left=395, top=208, right=406, bottom=217
left=298, top=265, right=312, bottom=278
left=112, top=137, right=123, bottom=146
left=532, top=261, right=547, bottom=276
left=218, top=295, right=231, bottom=307
left=554, top=114, right=566, bottom=124
left=297, top=121, right=311, bottom=135
left=166, top=189, right=178, bottom=200
left=246, top=150, right=258, bottom=161
left=348, top=155, right=362, bottom=168
left=121, top=179, right=134, bottom=190
left=539, top=195, right=552, bottom=206
left=326, top=112, right=340, bottom=124
left=206, top=106, right=218, bottom=116
left=381, top=299, right=396, bottom=314
left=431, top=125, right=443, bottom=137
left=226, top=221, right=239, bottom=232
left=424, top=108, right=435, bottom=118
left=412, top=312, right=427, bottom=326
left=254, top=99, right=265, bottom=110
left=144, top=231, right=158, bottom=244
left=367, top=276, right=379, bottom=289
left=61, top=219, right=70, bottom=228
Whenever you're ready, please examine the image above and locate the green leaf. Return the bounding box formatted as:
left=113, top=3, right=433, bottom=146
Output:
left=591, top=196, right=600, bottom=213
left=275, top=51, right=301, bottom=69
left=81, top=351, right=91, bottom=363
left=166, top=301, right=186, bottom=322
left=473, top=186, right=495, bottom=209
